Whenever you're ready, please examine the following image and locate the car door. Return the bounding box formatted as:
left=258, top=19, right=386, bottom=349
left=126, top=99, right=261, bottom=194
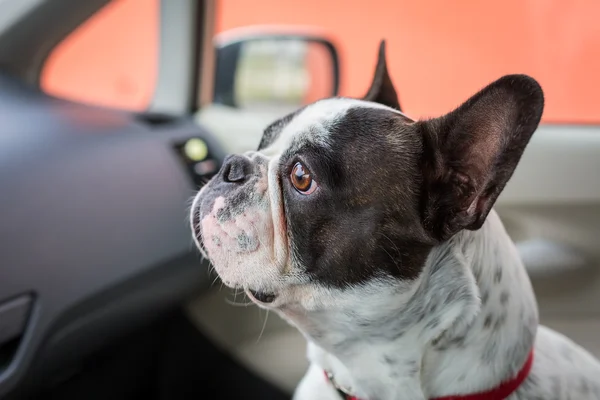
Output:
left=0, top=0, right=226, bottom=397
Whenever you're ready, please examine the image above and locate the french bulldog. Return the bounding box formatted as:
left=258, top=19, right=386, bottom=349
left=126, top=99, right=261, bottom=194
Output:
left=190, top=41, right=600, bottom=399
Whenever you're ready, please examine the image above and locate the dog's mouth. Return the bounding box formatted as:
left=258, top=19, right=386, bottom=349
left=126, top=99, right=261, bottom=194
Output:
left=246, top=289, right=276, bottom=304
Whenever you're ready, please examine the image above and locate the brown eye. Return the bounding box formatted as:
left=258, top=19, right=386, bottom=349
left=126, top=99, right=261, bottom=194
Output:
left=290, top=162, right=317, bottom=194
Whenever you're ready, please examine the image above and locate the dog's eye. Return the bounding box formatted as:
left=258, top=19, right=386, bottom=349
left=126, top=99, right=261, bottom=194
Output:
left=290, top=162, right=317, bottom=195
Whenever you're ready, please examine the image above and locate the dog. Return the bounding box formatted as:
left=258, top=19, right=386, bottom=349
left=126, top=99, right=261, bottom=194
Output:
left=190, top=41, right=600, bottom=399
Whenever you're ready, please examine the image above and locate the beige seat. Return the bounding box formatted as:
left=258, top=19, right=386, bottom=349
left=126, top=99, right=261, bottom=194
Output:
left=187, top=287, right=308, bottom=394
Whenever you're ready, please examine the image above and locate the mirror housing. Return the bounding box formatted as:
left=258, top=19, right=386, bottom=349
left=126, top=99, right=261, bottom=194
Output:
left=213, top=26, right=340, bottom=112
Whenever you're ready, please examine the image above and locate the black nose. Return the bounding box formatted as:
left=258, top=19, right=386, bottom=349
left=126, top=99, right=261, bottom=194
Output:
left=221, top=154, right=251, bottom=183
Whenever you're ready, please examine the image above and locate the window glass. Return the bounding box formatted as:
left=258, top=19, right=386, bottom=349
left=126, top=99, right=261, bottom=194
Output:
left=217, top=0, right=600, bottom=124
left=40, top=0, right=159, bottom=111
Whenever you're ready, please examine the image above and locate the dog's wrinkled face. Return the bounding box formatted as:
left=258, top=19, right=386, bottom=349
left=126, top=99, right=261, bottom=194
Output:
left=192, top=97, right=430, bottom=307
left=191, top=41, right=544, bottom=314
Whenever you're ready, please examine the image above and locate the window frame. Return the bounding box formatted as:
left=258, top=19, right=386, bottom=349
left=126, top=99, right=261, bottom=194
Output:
left=0, top=0, right=213, bottom=117
left=150, top=0, right=212, bottom=115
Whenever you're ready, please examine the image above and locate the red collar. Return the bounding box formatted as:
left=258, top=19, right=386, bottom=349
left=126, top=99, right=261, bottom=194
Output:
left=324, top=350, right=534, bottom=400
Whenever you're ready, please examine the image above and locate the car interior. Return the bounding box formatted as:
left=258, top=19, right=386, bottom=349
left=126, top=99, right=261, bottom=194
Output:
left=1, top=0, right=599, bottom=399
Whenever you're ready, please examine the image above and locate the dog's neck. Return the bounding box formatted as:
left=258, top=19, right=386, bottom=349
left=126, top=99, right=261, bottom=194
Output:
left=282, top=210, right=539, bottom=400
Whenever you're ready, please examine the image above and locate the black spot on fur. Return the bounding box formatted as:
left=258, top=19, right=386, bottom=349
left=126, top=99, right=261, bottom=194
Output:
left=499, top=290, right=509, bottom=305
left=236, top=232, right=255, bottom=250
left=449, top=336, right=466, bottom=348
left=405, top=360, right=419, bottom=377
left=482, top=341, right=498, bottom=364
left=481, top=290, right=489, bottom=305
left=493, top=268, right=503, bottom=283
left=216, top=187, right=254, bottom=223
left=493, top=313, right=507, bottom=330
left=382, top=355, right=397, bottom=366
left=483, top=314, right=493, bottom=329
left=425, top=316, right=440, bottom=330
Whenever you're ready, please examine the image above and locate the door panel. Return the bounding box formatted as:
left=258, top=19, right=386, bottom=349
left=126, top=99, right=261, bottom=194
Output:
left=495, top=125, right=600, bottom=356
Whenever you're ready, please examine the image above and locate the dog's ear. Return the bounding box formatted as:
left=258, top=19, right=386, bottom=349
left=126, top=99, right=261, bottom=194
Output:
left=420, top=74, right=544, bottom=241
left=362, top=40, right=401, bottom=111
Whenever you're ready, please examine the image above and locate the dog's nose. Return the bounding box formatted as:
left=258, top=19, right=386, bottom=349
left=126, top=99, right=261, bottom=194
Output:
left=221, top=154, right=251, bottom=183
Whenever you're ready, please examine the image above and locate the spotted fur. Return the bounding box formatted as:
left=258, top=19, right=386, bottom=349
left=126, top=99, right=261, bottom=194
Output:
left=190, top=41, right=600, bottom=399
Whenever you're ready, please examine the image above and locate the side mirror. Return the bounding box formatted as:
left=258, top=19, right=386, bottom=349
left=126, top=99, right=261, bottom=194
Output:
left=213, top=28, right=340, bottom=112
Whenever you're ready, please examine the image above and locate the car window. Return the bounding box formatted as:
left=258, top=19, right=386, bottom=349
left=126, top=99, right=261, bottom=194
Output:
left=39, top=1, right=600, bottom=124
left=216, top=0, right=600, bottom=124
left=40, top=0, right=158, bottom=111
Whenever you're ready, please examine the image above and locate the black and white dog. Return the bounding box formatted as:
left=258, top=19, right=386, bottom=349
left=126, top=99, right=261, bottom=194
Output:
left=191, top=41, right=600, bottom=399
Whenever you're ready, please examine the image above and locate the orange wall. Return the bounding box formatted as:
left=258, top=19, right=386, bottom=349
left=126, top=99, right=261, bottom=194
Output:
left=41, top=0, right=600, bottom=123
left=217, top=0, right=600, bottom=123
left=41, top=0, right=158, bottom=111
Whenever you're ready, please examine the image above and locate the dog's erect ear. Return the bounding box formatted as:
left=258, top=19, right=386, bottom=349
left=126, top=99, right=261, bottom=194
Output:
left=420, top=74, right=544, bottom=241
left=362, top=40, right=401, bottom=111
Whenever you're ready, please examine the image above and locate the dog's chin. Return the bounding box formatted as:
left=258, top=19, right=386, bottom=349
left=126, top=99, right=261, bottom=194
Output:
left=245, top=288, right=278, bottom=306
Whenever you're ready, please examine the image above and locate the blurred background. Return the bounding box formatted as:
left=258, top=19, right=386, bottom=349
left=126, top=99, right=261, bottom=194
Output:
left=42, top=0, right=600, bottom=123
left=1, top=0, right=599, bottom=399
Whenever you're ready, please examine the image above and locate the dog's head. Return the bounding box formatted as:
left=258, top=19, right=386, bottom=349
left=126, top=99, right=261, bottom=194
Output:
left=190, top=41, right=543, bottom=316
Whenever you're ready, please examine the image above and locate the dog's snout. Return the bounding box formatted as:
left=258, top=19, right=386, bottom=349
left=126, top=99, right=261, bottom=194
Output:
left=221, top=154, right=251, bottom=183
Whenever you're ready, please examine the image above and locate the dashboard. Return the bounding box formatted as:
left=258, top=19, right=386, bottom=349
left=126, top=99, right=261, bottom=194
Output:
left=0, top=73, right=225, bottom=397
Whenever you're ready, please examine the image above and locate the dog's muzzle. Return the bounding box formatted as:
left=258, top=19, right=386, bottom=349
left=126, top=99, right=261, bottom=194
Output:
left=190, top=152, right=286, bottom=294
